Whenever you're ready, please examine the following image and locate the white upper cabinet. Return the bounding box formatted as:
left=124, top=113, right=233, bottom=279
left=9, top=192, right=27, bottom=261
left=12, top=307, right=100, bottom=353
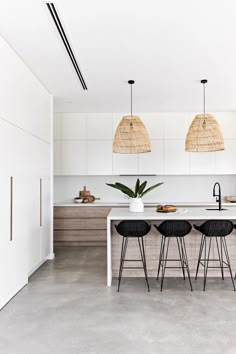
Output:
left=164, top=140, right=189, bottom=174
left=87, top=113, right=113, bottom=140
left=0, top=36, right=51, bottom=143
left=189, top=152, right=215, bottom=174
left=61, top=113, right=86, bottom=140
left=215, top=140, right=236, bottom=174
left=213, top=112, right=235, bottom=140
left=113, top=154, right=139, bottom=175
left=164, top=113, right=191, bottom=139
left=137, top=113, right=163, bottom=140
left=139, top=140, right=164, bottom=174
left=54, top=111, right=236, bottom=176
left=61, top=141, right=86, bottom=175
left=87, top=141, right=112, bottom=175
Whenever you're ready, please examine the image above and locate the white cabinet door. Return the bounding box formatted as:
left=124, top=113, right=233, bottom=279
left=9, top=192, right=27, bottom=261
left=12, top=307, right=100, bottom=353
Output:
left=163, top=113, right=191, bottom=140
left=139, top=140, right=164, bottom=174
left=189, top=152, right=216, bottom=174
left=39, top=142, right=51, bottom=261
left=87, top=113, right=113, bottom=140
left=61, top=113, right=86, bottom=140
left=113, top=154, right=139, bottom=175
left=61, top=141, right=86, bottom=175
left=140, top=113, right=163, bottom=140
left=0, top=121, right=28, bottom=309
left=164, top=140, right=189, bottom=174
left=87, top=141, right=113, bottom=175
left=214, top=112, right=234, bottom=140
left=215, top=140, right=236, bottom=174
left=0, top=36, right=51, bottom=142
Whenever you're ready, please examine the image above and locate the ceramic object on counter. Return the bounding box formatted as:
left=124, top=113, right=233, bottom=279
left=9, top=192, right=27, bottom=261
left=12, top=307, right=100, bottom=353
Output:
left=129, top=198, right=144, bottom=213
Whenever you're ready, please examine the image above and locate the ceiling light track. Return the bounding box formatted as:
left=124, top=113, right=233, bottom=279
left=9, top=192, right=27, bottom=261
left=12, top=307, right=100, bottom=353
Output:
left=46, top=2, right=87, bottom=90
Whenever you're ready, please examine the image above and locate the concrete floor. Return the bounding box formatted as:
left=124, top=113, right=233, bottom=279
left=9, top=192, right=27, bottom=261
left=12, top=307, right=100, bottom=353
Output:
left=1, top=247, right=236, bottom=354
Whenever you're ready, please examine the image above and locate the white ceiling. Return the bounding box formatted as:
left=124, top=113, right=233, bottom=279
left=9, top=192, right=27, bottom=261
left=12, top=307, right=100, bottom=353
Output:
left=0, top=0, right=236, bottom=112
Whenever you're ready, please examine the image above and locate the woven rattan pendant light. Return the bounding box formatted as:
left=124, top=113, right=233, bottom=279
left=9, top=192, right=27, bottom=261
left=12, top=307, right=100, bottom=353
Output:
left=185, top=80, right=224, bottom=152
left=113, top=80, right=151, bottom=154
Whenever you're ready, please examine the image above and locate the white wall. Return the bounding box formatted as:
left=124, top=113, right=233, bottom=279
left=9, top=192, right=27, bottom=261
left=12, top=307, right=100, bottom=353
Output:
left=54, top=175, right=236, bottom=204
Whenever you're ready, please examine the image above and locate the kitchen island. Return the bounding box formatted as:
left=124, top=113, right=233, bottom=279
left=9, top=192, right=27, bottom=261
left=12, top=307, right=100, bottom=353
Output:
left=107, top=207, right=236, bottom=286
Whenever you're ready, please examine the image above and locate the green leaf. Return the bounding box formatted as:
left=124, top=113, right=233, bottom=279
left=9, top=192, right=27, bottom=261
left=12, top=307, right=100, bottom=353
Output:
left=138, top=181, right=147, bottom=197
left=106, top=183, right=134, bottom=197
left=115, top=183, right=135, bottom=197
left=140, top=182, right=164, bottom=197
left=134, top=178, right=140, bottom=198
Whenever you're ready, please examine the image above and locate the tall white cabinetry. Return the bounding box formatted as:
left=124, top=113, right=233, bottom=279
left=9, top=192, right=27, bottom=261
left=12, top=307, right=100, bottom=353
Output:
left=54, top=111, right=236, bottom=175
left=0, top=35, right=52, bottom=309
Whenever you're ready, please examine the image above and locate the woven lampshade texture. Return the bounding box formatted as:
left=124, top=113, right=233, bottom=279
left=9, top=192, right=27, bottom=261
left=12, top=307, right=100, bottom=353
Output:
left=185, top=113, right=224, bottom=152
left=113, top=115, right=151, bottom=154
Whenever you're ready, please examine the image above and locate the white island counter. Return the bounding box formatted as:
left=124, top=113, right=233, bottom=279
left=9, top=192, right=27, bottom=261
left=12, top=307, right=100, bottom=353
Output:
left=107, top=207, right=236, bottom=286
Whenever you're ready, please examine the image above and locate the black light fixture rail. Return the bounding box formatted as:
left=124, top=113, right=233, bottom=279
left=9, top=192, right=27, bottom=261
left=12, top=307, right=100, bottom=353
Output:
left=46, top=3, right=87, bottom=90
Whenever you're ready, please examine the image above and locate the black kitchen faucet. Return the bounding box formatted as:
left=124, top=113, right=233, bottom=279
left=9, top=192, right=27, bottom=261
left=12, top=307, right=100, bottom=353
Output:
left=213, top=182, right=222, bottom=210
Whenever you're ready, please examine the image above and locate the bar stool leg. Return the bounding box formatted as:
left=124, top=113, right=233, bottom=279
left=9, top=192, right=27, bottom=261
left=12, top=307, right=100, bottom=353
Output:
left=117, top=237, right=128, bottom=292
left=160, top=237, right=170, bottom=291
left=195, top=234, right=205, bottom=280
left=138, top=237, right=150, bottom=292
left=215, top=237, right=224, bottom=280
left=203, top=237, right=212, bottom=291
left=176, top=237, right=185, bottom=280
left=180, top=237, right=193, bottom=291
left=222, top=236, right=236, bottom=291
left=157, top=235, right=164, bottom=280
left=220, top=237, right=224, bottom=280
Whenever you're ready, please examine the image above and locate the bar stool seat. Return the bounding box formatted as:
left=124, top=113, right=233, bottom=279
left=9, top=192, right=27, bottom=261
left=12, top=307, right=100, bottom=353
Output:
left=194, top=220, right=235, bottom=291
left=115, top=220, right=151, bottom=292
left=154, top=220, right=193, bottom=291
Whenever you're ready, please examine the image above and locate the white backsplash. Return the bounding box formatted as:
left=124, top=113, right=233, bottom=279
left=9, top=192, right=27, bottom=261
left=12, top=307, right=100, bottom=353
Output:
left=54, top=175, right=236, bottom=204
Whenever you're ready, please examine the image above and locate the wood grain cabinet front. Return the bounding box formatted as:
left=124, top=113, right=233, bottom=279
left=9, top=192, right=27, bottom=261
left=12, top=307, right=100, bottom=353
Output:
left=54, top=206, right=111, bottom=246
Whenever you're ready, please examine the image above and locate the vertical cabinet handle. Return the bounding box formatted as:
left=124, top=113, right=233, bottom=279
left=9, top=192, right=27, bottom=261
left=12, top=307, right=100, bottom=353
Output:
left=10, top=176, right=13, bottom=241
left=40, top=178, right=42, bottom=227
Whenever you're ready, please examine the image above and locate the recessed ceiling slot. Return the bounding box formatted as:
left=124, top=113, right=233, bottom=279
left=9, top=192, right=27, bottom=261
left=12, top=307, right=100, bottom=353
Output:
left=46, top=2, right=88, bottom=90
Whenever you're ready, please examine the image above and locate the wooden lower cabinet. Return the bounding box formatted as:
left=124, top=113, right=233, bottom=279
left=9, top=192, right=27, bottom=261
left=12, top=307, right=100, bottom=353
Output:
left=54, top=206, right=112, bottom=246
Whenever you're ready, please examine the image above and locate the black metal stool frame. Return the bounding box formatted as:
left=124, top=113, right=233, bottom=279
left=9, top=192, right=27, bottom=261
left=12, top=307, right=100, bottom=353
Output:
left=194, top=220, right=235, bottom=291
left=155, top=221, right=193, bottom=292
left=115, top=221, right=151, bottom=292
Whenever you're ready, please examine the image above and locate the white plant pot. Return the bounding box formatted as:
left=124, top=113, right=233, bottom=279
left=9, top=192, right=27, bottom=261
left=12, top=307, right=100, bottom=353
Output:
left=129, top=198, right=144, bottom=213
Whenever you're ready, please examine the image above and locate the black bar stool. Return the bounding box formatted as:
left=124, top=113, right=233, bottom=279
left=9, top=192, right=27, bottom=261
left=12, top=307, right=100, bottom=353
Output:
left=194, top=220, right=235, bottom=291
left=154, top=220, right=193, bottom=291
left=115, top=220, right=151, bottom=292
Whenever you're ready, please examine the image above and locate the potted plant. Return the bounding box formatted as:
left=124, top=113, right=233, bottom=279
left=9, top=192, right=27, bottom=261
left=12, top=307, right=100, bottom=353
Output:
left=106, top=178, right=164, bottom=212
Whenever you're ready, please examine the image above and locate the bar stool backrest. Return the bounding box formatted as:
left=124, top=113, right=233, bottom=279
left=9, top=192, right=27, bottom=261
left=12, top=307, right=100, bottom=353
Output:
left=155, top=220, right=192, bottom=237
left=115, top=220, right=151, bottom=237
left=195, top=220, right=233, bottom=237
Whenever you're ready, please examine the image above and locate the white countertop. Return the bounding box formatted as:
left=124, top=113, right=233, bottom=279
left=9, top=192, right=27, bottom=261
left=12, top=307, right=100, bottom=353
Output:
left=107, top=207, right=236, bottom=221
left=54, top=201, right=234, bottom=207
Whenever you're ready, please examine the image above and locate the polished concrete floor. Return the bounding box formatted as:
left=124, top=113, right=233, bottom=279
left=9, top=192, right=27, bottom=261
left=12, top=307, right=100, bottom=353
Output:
left=1, top=246, right=236, bottom=354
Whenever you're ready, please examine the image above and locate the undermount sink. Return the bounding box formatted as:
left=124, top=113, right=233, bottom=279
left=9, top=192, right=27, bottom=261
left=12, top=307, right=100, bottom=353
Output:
left=205, top=208, right=228, bottom=211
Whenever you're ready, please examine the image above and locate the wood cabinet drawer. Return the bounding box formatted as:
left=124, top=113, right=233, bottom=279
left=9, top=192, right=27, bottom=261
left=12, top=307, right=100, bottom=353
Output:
left=54, top=230, right=106, bottom=242
left=54, top=206, right=111, bottom=218
left=54, top=218, right=107, bottom=230
left=54, top=207, right=85, bottom=218
left=84, top=207, right=111, bottom=218
left=54, top=218, right=86, bottom=230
